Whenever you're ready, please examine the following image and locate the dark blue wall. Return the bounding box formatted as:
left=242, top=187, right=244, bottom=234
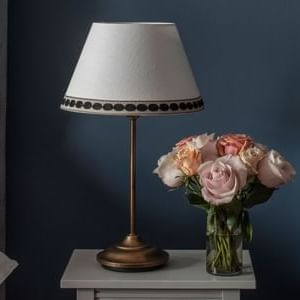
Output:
left=6, top=1, right=300, bottom=299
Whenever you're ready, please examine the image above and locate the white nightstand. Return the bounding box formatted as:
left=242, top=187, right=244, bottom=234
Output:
left=60, top=250, right=256, bottom=300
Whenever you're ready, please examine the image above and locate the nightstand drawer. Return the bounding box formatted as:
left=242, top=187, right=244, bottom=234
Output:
left=95, top=289, right=222, bottom=300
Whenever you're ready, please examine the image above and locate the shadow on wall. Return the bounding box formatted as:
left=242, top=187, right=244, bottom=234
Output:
left=6, top=1, right=300, bottom=300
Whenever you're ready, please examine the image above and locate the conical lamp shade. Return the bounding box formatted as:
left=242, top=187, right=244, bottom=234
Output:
left=61, top=22, right=203, bottom=116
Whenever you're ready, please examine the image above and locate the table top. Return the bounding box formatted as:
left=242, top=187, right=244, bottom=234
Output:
left=61, top=250, right=256, bottom=290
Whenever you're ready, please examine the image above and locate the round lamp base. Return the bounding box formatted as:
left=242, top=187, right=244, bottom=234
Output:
left=97, top=234, right=169, bottom=272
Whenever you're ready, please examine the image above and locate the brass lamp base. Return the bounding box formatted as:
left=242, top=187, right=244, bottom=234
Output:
left=97, top=234, right=169, bottom=272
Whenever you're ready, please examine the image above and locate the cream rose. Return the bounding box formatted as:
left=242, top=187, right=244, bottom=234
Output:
left=153, top=152, right=185, bottom=188
left=173, top=133, right=217, bottom=176
left=198, top=155, right=248, bottom=205
left=258, top=150, right=296, bottom=188
left=239, top=144, right=267, bottom=174
left=189, top=133, right=215, bottom=149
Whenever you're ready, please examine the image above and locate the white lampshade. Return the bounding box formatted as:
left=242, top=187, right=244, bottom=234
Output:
left=61, top=22, right=203, bottom=116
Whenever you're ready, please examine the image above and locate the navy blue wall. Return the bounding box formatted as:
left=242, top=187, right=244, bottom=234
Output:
left=7, top=1, right=300, bottom=299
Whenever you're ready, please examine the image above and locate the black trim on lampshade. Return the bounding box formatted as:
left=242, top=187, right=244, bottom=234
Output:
left=159, top=104, right=169, bottom=111
left=170, top=103, right=179, bottom=111
left=61, top=96, right=204, bottom=115
left=103, top=103, right=113, bottom=111
left=125, top=104, right=136, bottom=111
left=148, top=104, right=159, bottom=112
left=93, top=103, right=102, bottom=110
left=76, top=101, right=83, bottom=108
left=114, top=104, right=124, bottom=111
left=137, top=104, right=147, bottom=111
left=84, top=102, right=92, bottom=109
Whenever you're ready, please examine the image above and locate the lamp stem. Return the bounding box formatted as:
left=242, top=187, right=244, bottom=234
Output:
left=97, top=115, right=169, bottom=271
left=129, top=116, right=138, bottom=235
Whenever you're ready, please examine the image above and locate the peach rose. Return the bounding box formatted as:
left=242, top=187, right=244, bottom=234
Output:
left=258, top=150, right=296, bottom=188
left=176, top=133, right=218, bottom=163
left=175, top=145, right=202, bottom=176
left=198, top=155, right=248, bottom=205
left=217, top=134, right=253, bottom=156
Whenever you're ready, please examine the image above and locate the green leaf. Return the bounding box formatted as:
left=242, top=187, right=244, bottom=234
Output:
left=184, top=176, right=209, bottom=210
left=242, top=180, right=275, bottom=208
left=185, top=176, right=201, bottom=192
left=185, top=191, right=210, bottom=210
left=223, top=196, right=243, bottom=216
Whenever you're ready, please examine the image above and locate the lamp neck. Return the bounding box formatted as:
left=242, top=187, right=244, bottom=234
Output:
left=129, top=116, right=139, bottom=235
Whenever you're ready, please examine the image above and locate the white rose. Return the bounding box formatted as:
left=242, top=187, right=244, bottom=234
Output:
left=153, top=152, right=185, bottom=188
left=258, top=150, right=296, bottom=188
left=189, top=133, right=215, bottom=149
left=185, top=133, right=218, bottom=162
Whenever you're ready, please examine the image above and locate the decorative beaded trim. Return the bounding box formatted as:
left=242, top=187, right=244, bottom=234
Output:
left=61, top=96, right=204, bottom=113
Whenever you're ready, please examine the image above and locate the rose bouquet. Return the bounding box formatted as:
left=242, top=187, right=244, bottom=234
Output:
left=154, top=133, right=295, bottom=275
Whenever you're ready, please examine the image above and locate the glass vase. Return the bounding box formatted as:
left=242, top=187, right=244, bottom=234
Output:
left=206, top=218, right=243, bottom=276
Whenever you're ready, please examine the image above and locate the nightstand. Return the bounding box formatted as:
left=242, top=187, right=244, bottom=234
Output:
left=61, top=250, right=256, bottom=300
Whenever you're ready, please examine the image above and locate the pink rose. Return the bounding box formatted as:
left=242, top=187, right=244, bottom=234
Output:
left=201, top=139, right=219, bottom=162
left=153, top=152, right=185, bottom=188
left=217, top=134, right=253, bottom=156
left=198, top=155, right=248, bottom=205
left=258, top=150, right=296, bottom=188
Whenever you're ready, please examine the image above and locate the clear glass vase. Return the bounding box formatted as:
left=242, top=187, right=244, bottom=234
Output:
left=206, top=220, right=243, bottom=276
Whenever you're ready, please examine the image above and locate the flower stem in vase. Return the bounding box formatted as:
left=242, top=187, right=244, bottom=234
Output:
left=206, top=212, right=243, bottom=276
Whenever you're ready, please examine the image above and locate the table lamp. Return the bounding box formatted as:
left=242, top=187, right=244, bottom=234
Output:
left=61, top=22, right=203, bottom=272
